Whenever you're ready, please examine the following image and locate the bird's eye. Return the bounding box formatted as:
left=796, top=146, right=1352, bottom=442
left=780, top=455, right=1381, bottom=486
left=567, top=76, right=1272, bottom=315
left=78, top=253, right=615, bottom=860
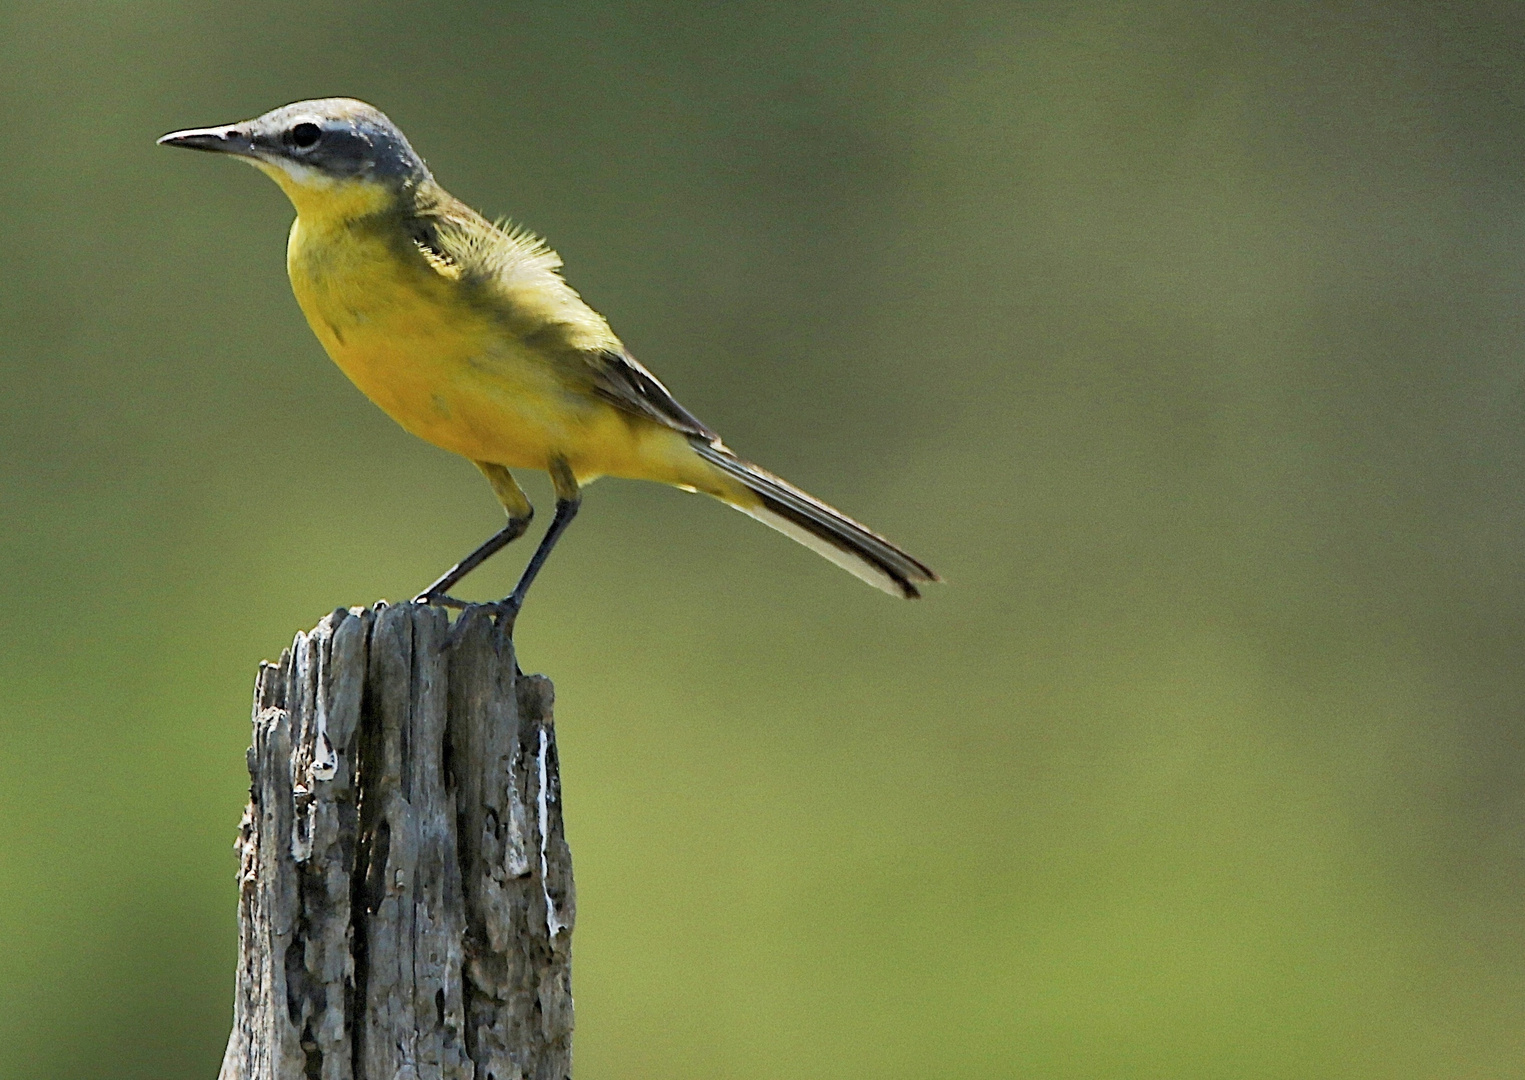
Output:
left=288, top=122, right=322, bottom=150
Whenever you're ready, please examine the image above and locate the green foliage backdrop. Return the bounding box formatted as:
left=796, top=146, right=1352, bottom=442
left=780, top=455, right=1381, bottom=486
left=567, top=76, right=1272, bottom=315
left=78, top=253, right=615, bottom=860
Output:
left=2, top=2, right=1522, bottom=1076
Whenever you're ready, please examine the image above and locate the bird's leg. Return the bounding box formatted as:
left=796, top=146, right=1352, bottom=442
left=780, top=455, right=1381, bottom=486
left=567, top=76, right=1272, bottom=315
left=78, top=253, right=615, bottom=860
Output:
left=413, top=517, right=532, bottom=606
left=414, top=462, right=534, bottom=607
left=498, top=458, right=582, bottom=616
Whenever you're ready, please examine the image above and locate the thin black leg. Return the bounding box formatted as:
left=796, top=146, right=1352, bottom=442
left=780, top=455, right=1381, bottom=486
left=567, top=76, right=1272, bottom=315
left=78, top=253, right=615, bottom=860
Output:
left=501, top=494, right=581, bottom=614
left=413, top=516, right=531, bottom=606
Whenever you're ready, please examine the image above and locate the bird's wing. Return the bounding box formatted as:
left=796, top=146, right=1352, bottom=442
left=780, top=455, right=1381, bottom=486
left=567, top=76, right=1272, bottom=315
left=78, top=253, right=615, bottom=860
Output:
left=582, top=347, right=718, bottom=441
left=413, top=191, right=720, bottom=442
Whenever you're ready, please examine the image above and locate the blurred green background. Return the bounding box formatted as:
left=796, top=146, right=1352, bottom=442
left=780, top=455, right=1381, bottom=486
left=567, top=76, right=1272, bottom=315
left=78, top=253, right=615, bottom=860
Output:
left=2, top=1, right=1523, bottom=1076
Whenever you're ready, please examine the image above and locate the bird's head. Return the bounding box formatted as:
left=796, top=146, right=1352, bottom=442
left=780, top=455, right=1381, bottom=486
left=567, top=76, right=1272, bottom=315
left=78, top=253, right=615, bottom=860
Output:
left=159, top=98, right=430, bottom=219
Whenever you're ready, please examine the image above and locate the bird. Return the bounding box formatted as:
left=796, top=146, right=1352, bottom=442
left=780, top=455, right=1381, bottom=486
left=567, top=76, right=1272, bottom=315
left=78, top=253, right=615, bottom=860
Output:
left=159, top=98, right=938, bottom=614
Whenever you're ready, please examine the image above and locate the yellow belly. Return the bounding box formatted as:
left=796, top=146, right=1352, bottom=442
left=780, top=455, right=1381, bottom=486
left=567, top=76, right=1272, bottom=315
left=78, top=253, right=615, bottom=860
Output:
left=285, top=218, right=697, bottom=486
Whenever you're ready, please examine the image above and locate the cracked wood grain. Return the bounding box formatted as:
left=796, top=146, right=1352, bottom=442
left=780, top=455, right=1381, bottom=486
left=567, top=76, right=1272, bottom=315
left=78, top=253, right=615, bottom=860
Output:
left=219, top=603, right=574, bottom=1080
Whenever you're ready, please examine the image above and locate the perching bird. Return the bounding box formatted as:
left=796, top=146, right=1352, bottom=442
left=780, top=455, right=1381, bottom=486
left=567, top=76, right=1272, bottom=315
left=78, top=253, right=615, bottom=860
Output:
left=160, top=99, right=938, bottom=612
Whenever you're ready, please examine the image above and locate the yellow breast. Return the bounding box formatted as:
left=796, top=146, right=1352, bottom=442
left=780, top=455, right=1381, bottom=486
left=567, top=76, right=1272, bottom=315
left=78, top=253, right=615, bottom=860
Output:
left=286, top=212, right=571, bottom=467
left=282, top=200, right=696, bottom=486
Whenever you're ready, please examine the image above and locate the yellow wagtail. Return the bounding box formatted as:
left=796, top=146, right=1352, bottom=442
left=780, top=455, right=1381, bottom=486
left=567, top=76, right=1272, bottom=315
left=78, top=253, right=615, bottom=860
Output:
left=160, top=99, right=938, bottom=612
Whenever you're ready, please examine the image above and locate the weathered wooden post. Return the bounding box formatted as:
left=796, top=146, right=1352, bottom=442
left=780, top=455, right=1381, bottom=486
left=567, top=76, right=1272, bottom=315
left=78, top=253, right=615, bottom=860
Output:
left=218, top=602, right=575, bottom=1080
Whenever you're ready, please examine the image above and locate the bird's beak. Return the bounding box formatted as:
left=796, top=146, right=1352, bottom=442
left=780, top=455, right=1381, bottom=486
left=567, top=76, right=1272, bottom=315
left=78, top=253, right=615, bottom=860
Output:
left=157, top=124, right=258, bottom=158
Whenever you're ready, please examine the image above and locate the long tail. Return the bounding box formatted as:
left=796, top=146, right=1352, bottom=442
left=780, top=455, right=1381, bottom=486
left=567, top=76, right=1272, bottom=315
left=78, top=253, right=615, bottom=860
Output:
left=691, top=438, right=940, bottom=598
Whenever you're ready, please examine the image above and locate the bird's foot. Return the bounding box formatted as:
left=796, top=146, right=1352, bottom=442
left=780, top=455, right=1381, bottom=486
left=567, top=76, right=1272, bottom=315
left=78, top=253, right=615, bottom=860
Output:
left=415, top=591, right=522, bottom=622
left=412, top=590, right=471, bottom=609
left=481, top=593, right=524, bottom=623
left=437, top=597, right=522, bottom=649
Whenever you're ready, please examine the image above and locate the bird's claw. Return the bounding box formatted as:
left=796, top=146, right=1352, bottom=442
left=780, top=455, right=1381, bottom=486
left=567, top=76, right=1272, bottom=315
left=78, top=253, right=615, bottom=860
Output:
left=412, top=591, right=470, bottom=609
left=480, top=595, right=523, bottom=623
left=440, top=597, right=523, bottom=650
left=413, top=590, right=522, bottom=624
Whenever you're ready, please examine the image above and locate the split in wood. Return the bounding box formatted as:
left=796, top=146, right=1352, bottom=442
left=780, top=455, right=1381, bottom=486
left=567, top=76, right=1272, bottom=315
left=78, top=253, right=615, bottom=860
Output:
left=219, top=603, right=574, bottom=1080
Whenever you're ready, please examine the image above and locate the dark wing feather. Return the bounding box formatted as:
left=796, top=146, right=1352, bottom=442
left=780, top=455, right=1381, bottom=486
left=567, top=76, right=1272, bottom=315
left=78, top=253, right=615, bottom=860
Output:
left=584, top=348, right=719, bottom=442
